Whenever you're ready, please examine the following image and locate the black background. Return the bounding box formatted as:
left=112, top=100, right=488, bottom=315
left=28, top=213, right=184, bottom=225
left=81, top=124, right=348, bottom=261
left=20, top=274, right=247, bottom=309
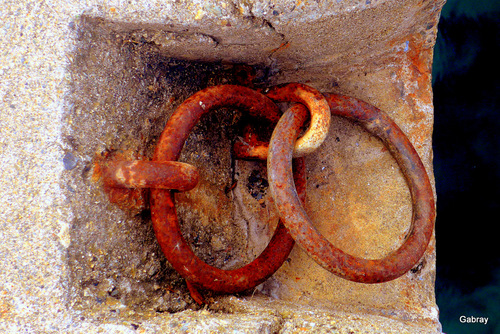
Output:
left=432, top=0, right=499, bottom=332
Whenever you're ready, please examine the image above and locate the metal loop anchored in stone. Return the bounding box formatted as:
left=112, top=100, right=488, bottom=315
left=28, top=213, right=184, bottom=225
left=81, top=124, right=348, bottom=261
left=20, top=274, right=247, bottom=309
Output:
left=101, top=160, right=199, bottom=191
left=267, top=94, right=435, bottom=283
left=150, top=85, right=307, bottom=302
left=97, top=153, right=200, bottom=215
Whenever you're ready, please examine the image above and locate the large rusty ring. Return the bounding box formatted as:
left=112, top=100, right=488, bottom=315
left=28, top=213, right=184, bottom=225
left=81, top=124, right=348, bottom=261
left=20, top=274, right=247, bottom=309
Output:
left=268, top=93, right=435, bottom=283
left=150, top=85, right=307, bottom=294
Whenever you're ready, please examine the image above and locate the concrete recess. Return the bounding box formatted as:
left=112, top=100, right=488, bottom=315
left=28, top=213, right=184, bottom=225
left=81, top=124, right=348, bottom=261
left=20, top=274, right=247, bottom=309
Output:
left=0, top=0, right=444, bottom=332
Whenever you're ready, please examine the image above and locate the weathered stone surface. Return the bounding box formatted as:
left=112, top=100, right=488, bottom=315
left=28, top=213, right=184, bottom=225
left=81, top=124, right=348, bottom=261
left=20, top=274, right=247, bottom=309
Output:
left=0, top=0, right=444, bottom=332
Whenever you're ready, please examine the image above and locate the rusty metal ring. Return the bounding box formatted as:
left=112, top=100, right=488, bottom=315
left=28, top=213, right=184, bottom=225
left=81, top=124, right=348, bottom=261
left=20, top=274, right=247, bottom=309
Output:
left=264, top=83, right=331, bottom=157
left=150, top=85, right=307, bottom=294
left=268, top=93, right=435, bottom=283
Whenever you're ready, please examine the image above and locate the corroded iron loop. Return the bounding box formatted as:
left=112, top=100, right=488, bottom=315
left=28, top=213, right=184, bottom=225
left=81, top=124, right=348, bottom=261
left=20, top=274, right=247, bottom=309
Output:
left=264, top=82, right=331, bottom=157
left=150, top=85, right=307, bottom=297
left=234, top=83, right=331, bottom=159
left=101, top=160, right=199, bottom=192
left=267, top=93, right=435, bottom=283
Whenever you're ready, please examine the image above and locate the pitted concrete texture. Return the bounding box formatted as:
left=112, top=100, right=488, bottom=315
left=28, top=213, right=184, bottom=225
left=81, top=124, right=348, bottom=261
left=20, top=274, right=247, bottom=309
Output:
left=1, top=0, right=444, bottom=332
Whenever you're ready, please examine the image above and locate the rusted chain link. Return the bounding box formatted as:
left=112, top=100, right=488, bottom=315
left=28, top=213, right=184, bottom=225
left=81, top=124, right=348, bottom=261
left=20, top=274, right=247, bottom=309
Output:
left=233, top=82, right=331, bottom=159
left=150, top=85, right=307, bottom=300
left=100, top=160, right=199, bottom=191
left=267, top=93, right=435, bottom=283
left=264, top=83, right=331, bottom=157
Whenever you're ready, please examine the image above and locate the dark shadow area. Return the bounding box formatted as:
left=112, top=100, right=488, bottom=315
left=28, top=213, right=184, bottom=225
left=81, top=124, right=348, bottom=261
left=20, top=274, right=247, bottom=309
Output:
left=432, top=1, right=500, bottom=332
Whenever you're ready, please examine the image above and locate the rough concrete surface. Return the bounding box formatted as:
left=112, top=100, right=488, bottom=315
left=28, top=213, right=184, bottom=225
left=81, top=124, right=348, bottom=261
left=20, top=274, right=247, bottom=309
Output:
left=1, top=0, right=444, bottom=332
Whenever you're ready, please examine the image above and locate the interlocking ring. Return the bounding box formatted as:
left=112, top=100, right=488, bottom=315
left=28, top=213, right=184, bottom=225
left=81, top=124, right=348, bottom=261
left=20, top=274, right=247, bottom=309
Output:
left=234, top=83, right=331, bottom=159
left=100, top=83, right=435, bottom=299
left=263, top=83, right=331, bottom=157
left=150, top=85, right=307, bottom=298
left=267, top=93, right=435, bottom=283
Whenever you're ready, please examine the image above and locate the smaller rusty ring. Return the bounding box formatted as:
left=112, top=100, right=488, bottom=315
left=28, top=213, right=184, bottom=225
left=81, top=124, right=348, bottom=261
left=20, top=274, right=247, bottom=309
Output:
left=150, top=85, right=307, bottom=294
left=268, top=93, right=435, bottom=283
left=264, top=83, right=331, bottom=157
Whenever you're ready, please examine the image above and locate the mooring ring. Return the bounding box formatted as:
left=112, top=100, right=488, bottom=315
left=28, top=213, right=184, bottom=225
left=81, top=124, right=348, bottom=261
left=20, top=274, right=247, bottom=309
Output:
left=150, top=85, right=307, bottom=294
left=268, top=93, right=435, bottom=283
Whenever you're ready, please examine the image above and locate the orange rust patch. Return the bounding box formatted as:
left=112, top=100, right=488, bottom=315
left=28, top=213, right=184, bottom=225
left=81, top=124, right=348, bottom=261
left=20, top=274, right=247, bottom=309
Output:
left=270, top=41, right=291, bottom=54
left=401, top=35, right=433, bottom=105
left=407, top=119, right=433, bottom=152
left=0, top=292, right=12, bottom=320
